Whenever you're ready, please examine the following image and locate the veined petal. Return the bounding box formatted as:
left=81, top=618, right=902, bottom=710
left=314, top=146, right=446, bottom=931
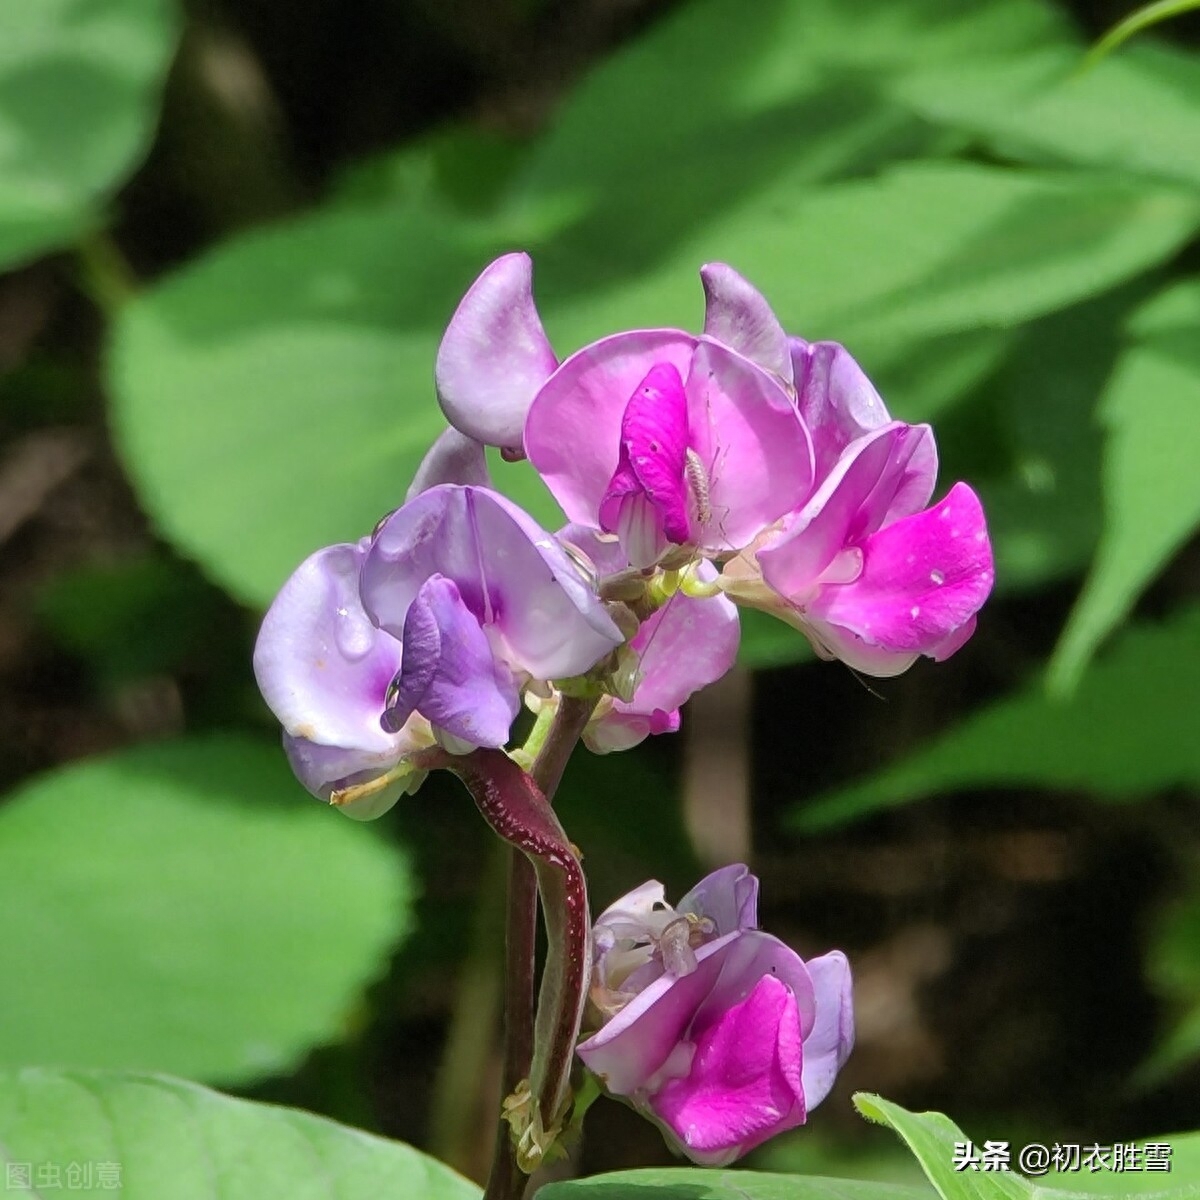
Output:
left=651, top=974, right=805, bottom=1164
left=525, top=329, right=696, bottom=526
left=406, top=427, right=492, bottom=500
left=254, top=541, right=402, bottom=758
left=685, top=339, right=813, bottom=552
left=806, top=482, right=994, bottom=666
left=435, top=252, right=558, bottom=449
left=799, top=950, right=854, bottom=1112
left=700, top=263, right=792, bottom=385
left=387, top=574, right=519, bottom=748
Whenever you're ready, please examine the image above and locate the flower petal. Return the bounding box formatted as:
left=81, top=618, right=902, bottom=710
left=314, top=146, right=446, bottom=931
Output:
left=386, top=574, right=519, bottom=747
left=799, top=950, right=854, bottom=1112
left=677, top=864, right=759, bottom=936
left=406, top=427, right=492, bottom=500
left=758, top=422, right=930, bottom=597
left=525, top=329, right=697, bottom=526
left=792, top=340, right=894, bottom=481
left=435, top=252, right=559, bottom=449
left=700, top=263, right=792, bottom=385
left=599, top=362, right=692, bottom=547
left=253, top=541, right=402, bottom=759
left=806, top=481, right=994, bottom=667
left=651, top=974, right=805, bottom=1164
left=684, top=340, right=813, bottom=552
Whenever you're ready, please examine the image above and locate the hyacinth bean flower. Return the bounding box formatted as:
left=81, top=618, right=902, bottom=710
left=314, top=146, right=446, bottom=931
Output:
left=577, top=865, right=853, bottom=1165
left=720, top=341, right=995, bottom=676
left=557, top=526, right=740, bottom=753
left=436, top=254, right=814, bottom=569
left=360, top=484, right=624, bottom=748
left=253, top=538, right=436, bottom=819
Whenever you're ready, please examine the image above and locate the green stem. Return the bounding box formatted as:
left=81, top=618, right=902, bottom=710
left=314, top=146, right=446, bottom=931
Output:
left=74, top=230, right=137, bottom=315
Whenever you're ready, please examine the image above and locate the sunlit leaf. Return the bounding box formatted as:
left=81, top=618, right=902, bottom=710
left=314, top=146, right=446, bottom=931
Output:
left=1049, top=284, right=1200, bottom=693
left=0, top=736, right=411, bottom=1083
left=538, top=1168, right=931, bottom=1200
left=793, top=608, right=1200, bottom=830
left=0, top=0, right=179, bottom=269
left=0, top=1069, right=478, bottom=1199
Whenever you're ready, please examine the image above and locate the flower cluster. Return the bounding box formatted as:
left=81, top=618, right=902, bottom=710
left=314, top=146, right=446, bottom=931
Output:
left=251, top=254, right=994, bottom=1170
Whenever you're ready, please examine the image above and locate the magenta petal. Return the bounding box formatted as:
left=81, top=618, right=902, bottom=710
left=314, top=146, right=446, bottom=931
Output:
left=700, top=263, right=792, bottom=385
left=578, top=933, right=743, bottom=1096
left=599, top=363, right=692, bottom=546
left=807, top=482, right=994, bottom=664
left=677, top=864, right=759, bottom=936
left=435, top=252, right=558, bottom=449
left=684, top=339, right=813, bottom=551
left=386, top=574, right=519, bottom=747
left=799, top=950, right=854, bottom=1112
left=652, top=975, right=805, bottom=1163
left=525, top=329, right=697, bottom=526
left=406, top=427, right=492, bottom=500
left=793, top=340, right=894, bottom=481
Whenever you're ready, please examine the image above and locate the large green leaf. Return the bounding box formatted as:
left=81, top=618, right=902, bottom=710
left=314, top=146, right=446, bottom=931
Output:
left=1049, top=1133, right=1200, bottom=1193
left=1049, top=282, right=1200, bottom=693
left=0, top=1069, right=477, bottom=1199
left=0, top=0, right=179, bottom=270
left=537, top=1168, right=931, bottom=1200
left=855, top=1094, right=1200, bottom=1199
left=0, top=736, right=411, bottom=1083
left=793, top=607, right=1200, bottom=830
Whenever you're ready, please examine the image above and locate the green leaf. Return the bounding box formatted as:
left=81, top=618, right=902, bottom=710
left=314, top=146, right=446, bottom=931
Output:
left=0, top=1068, right=478, bottom=1199
left=793, top=607, right=1200, bottom=830
left=537, top=1167, right=932, bottom=1200
left=893, top=32, right=1200, bottom=195
left=0, top=0, right=179, bottom=270
left=1049, top=285, right=1200, bottom=692
left=854, top=1093, right=1200, bottom=1199
left=0, top=735, right=411, bottom=1083
left=1143, top=888, right=1200, bottom=1079
left=108, top=203, right=509, bottom=604
left=1048, top=1133, right=1200, bottom=1193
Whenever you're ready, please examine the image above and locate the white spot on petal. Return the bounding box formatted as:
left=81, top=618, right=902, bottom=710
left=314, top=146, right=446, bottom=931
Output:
left=910, top=605, right=920, bottom=619
left=930, top=570, right=945, bottom=586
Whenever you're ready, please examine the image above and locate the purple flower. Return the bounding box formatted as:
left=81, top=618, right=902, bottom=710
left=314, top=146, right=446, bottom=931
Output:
left=361, top=485, right=624, bottom=747
left=558, top=527, right=740, bottom=753
left=577, top=865, right=853, bottom=1165
left=253, top=538, right=435, bottom=819
left=720, top=341, right=995, bottom=675
left=436, top=256, right=813, bottom=568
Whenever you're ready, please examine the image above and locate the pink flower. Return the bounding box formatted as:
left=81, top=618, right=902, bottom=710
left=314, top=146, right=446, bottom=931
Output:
left=577, top=866, right=853, bottom=1165
left=720, top=341, right=995, bottom=675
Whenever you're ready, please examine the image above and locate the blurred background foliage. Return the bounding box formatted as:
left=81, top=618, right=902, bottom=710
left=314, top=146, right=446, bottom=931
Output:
left=0, top=0, right=1198, bottom=1188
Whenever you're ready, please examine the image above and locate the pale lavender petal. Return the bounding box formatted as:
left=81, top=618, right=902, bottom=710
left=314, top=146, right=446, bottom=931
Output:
left=651, top=974, right=805, bottom=1164
left=584, top=708, right=679, bottom=754
left=684, top=340, right=813, bottom=552
left=525, top=330, right=696, bottom=526
left=594, top=879, right=669, bottom=938
left=385, top=574, right=519, bottom=748
left=692, top=931, right=816, bottom=1042
left=677, top=864, right=759, bottom=936
left=701, top=263, right=792, bottom=385
left=577, top=932, right=741, bottom=1096
left=806, top=482, right=994, bottom=667
left=799, top=950, right=854, bottom=1112
left=435, top=252, right=558, bottom=449
left=362, top=486, right=622, bottom=683
left=406, top=427, right=492, bottom=500
left=599, top=363, right=692, bottom=546
left=254, top=542, right=402, bottom=760
left=792, top=340, right=893, bottom=481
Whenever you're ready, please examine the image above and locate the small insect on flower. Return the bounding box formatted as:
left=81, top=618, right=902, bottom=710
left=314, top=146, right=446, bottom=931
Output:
left=684, top=448, right=712, bottom=528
